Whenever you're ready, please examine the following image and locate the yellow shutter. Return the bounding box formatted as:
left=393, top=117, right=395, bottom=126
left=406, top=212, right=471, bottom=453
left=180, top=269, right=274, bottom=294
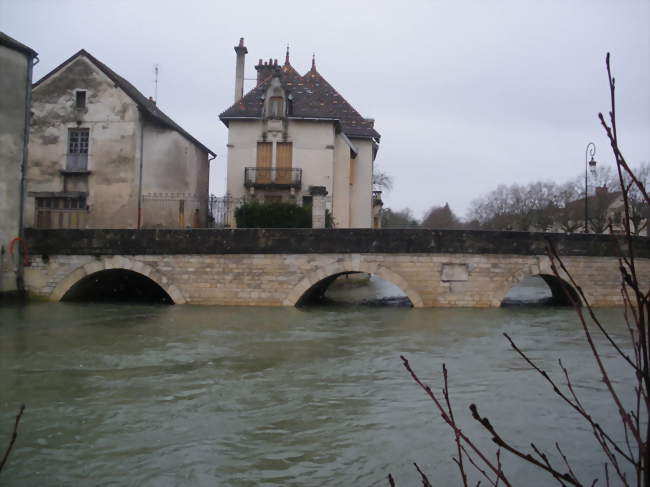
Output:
left=256, top=142, right=272, bottom=183
left=276, top=142, right=292, bottom=184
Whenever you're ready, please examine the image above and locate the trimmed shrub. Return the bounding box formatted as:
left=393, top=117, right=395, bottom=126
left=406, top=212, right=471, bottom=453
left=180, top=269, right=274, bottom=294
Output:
left=235, top=201, right=312, bottom=228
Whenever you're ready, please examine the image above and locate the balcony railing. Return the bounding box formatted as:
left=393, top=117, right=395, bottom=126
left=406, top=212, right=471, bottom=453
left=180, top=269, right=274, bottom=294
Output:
left=244, top=167, right=302, bottom=189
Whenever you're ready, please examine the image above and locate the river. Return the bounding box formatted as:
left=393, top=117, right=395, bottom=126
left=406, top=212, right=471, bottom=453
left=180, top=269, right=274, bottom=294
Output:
left=0, top=278, right=634, bottom=486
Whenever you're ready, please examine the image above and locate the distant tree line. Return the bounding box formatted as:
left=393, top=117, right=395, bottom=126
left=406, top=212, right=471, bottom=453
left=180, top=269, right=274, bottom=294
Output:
left=380, top=163, right=649, bottom=235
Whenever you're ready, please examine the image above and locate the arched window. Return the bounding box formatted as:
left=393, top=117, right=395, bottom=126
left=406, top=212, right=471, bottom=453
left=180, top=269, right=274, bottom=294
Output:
left=269, top=96, right=284, bottom=118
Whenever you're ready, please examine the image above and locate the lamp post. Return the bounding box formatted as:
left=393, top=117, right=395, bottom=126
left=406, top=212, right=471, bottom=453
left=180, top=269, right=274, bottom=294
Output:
left=584, top=142, right=597, bottom=233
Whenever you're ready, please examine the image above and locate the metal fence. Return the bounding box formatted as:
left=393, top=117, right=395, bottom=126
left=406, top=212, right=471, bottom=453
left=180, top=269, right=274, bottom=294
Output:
left=208, top=195, right=243, bottom=228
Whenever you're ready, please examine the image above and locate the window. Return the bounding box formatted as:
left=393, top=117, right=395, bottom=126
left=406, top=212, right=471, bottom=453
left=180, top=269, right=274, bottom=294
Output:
left=75, top=90, right=86, bottom=109
left=256, top=142, right=272, bottom=184
left=35, top=196, right=87, bottom=229
left=276, top=142, right=292, bottom=184
left=269, top=96, right=284, bottom=118
left=66, top=128, right=89, bottom=171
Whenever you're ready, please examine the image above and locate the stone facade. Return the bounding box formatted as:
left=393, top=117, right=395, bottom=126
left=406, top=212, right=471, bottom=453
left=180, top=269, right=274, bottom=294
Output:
left=23, top=251, right=649, bottom=308
left=26, top=50, right=214, bottom=230
left=0, top=33, right=37, bottom=295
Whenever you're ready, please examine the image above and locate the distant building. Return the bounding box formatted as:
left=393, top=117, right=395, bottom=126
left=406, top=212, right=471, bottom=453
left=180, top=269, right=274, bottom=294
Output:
left=26, top=50, right=215, bottom=229
left=219, top=39, right=381, bottom=228
left=0, top=32, right=37, bottom=295
left=533, top=185, right=647, bottom=235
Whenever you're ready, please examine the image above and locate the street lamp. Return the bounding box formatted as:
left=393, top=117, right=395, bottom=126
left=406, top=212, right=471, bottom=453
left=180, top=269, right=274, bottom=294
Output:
left=584, top=142, right=597, bottom=233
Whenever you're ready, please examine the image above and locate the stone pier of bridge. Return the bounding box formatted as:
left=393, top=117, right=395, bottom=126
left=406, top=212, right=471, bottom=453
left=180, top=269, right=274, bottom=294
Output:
left=23, top=228, right=650, bottom=308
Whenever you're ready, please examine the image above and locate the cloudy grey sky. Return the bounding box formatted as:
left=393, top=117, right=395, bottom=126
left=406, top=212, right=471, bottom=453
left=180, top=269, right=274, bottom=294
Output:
left=2, top=0, right=648, bottom=219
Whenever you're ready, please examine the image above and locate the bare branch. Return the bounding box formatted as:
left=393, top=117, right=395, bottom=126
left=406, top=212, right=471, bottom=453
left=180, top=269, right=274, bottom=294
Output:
left=0, top=404, right=25, bottom=473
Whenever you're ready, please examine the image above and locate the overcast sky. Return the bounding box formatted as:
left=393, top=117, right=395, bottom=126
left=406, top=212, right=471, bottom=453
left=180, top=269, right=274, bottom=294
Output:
left=2, top=0, right=648, bottom=219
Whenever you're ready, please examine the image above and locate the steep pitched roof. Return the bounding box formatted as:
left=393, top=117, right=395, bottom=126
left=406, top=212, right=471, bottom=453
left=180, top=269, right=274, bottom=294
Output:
left=220, top=59, right=380, bottom=140
left=33, top=49, right=215, bottom=157
left=0, top=31, right=37, bottom=57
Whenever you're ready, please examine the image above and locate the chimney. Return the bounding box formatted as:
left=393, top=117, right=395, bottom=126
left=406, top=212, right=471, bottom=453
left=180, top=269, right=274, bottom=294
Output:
left=233, top=37, right=247, bottom=102
left=255, top=58, right=280, bottom=86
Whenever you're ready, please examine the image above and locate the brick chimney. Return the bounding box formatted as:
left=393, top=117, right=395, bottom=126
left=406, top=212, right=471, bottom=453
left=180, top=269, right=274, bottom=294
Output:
left=255, top=58, right=280, bottom=86
left=233, top=37, right=247, bottom=102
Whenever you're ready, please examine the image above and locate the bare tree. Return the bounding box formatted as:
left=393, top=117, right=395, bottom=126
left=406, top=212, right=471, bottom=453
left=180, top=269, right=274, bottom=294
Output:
left=391, top=53, right=649, bottom=486
left=373, top=165, right=394, bottom=193
left=623, top=162, right=650, bottom=236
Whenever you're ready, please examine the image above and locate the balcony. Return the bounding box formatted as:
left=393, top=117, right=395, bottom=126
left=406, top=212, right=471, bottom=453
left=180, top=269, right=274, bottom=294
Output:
left=244, top=167, right=302, bottom=190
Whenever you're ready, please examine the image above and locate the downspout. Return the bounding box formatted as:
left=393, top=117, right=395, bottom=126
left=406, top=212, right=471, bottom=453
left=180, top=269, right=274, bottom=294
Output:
left=137, top=111, right=145, bottom=229
left=17, top=53, right=38, bottom=294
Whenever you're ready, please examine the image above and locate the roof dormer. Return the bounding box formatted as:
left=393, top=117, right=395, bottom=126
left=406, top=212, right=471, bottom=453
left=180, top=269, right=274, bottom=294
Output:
left=263, top=77, right=287, bottom=120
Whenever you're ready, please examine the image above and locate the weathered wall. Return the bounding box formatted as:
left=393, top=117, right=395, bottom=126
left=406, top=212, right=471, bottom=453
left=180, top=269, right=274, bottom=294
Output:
left=23, top=229, right=650, bottom=307
left=27, top=56, right=141, bottom=228
left=0, top=43, right=30, bottom=293
left=141, top=123, right=209, bottom=228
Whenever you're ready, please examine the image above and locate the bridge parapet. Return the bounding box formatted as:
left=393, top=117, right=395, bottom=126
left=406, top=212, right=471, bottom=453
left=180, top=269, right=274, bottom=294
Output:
left=24, top=228, right=649, bottom=257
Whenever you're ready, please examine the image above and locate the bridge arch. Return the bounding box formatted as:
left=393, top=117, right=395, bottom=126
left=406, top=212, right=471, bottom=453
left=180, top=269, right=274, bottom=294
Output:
left=283, top=260, right=424, bottom=307
left=500, top=268, right=581, bottom=306
left=50, top=256, right=186, bottom=304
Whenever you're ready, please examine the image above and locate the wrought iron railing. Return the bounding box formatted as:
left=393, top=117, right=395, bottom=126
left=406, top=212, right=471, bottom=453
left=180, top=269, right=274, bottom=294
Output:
left=208, top=195, right=243, bottom=228
left=244, top=167, right=302, bottom=189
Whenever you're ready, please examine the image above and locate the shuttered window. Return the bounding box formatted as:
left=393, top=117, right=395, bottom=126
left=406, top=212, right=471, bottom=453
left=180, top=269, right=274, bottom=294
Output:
left=276, top=142, right=292, bottom=184
left=256, top=142, right=272, bottom=183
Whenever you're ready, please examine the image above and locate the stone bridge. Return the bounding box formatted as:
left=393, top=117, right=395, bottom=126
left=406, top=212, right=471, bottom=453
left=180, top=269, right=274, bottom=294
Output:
left=23, top=228, right=650, bottom=307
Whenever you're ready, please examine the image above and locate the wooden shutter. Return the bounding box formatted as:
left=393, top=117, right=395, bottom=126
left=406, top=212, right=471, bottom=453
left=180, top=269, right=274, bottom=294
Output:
left=276, top=142, right=292, bottom=184
left=256, top=142, right=272, bottom=183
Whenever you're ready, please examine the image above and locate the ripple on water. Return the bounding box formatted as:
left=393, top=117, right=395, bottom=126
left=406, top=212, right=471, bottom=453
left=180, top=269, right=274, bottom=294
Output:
left=0, top=303, right=636, bottom=486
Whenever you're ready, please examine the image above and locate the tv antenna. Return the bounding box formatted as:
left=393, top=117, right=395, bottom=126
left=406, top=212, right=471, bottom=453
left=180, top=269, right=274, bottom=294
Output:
left=154, top=64, right=159, bottom=102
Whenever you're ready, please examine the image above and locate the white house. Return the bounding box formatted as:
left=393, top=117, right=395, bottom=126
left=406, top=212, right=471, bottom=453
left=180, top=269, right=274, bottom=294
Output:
left=219, top=39, right=381, bottom=228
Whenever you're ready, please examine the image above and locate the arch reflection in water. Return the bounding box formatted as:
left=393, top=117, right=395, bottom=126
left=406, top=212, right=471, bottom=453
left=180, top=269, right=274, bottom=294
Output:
left=501, top=274, right=580, bottom=307
left=62, top=269, right=174, bottom=304
left=297, top=272, right=412, bottom=307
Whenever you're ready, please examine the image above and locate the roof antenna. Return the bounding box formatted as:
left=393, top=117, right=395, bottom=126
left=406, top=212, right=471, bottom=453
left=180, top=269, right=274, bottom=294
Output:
left=153, top=63, right=159, bottom=103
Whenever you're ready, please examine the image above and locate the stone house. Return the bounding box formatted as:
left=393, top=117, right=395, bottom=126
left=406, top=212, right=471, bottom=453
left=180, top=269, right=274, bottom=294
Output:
left=219, top=39, right=381, bottom=228
left=0, top=32, right=37, bottom=295
left=26, top=50, right=215, bottom=230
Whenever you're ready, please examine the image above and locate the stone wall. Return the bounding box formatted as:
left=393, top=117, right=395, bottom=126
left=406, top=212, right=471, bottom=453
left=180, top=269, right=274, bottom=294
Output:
left=22, top=229, right=649, bottom=307
left=22, top=251, right=649, bottom=308
left=25, top=228, right=650, bottom=258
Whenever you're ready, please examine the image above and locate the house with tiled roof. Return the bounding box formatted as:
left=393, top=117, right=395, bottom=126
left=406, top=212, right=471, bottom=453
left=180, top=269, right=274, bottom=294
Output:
left=219, top=39, right=381, bottom=228
left=25, top=50, right=215, bottom=230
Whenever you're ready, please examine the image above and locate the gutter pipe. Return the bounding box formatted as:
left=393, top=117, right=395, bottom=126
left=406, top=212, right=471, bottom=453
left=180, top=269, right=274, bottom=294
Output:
left=17, top=53, right=38, bottom=294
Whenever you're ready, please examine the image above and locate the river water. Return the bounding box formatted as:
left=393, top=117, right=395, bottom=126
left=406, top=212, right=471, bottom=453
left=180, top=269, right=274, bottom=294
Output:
left=0, top=278, right=635, bottom=486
